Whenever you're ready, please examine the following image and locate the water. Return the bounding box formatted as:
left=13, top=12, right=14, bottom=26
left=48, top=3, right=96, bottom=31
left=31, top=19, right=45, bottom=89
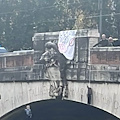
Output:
left=1, top=99, right=119, bottom=120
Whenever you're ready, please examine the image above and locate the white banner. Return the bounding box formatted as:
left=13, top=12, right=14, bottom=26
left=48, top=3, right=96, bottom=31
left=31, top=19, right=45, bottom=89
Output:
left=58, top=30, right=77, bottom=60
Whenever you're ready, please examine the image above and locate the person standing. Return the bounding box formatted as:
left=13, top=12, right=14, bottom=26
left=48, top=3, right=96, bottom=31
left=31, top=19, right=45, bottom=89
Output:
left=93, top=34, right=109, bottom=47
left=25, top=105, right=32, bottom=119
left=108, top=37, right=114, bottom=46
left=87, top=86, right=92, bottom=105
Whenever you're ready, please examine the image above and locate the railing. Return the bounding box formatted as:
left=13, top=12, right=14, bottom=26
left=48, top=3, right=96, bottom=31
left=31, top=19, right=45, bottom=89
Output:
left=0, top=50, right=34, bottom=68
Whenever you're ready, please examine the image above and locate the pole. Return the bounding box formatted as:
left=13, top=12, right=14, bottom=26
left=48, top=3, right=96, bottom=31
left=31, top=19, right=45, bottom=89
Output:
left=88, top=40, right=91, bottom=87
left=99, top=0, right=103, bottom=40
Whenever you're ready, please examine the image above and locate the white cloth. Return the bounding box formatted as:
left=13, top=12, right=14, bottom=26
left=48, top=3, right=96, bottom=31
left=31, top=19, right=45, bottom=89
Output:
left=58, top=30, right=77, bottom=60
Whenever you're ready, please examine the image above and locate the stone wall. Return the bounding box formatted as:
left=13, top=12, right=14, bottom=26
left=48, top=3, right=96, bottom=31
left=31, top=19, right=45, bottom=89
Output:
left=90, top=47, right=120, bottom=64
left=33, top=29, right=99, bottom=80
left=0, top=80, right=120, bottom=119
left=67, top=80, right=120, bottom=119
left=0, top=81, right=51, bottom=117
left=0, top=50, right=34, bottom=68
left=0, top=29, right=99, bottom=81
left=90, top=47, right=120, bottom=81
left=0, top=50, right=44, bottom=81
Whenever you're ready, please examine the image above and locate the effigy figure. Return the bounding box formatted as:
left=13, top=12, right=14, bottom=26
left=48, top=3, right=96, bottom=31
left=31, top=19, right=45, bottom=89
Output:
left=40, top=41, right=63, bottom=99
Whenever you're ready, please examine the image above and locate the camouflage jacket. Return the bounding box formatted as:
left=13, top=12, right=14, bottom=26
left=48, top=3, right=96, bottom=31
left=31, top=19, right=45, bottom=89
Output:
left=40, top=48, right=59, bottom=68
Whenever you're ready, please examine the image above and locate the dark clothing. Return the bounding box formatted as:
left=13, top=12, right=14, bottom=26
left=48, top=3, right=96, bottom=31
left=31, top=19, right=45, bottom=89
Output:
left=25, top=108, right=32, bottom=119
left=45, top=41, right=57, bottom=50
left=26, top=116, right=32, bottom=120
left=94, top=39, right=120, bottom=47
left=113, top=40, right=120, bottom=46
left=87, top=95, right=92, bottom=105
left=88, top=88, right=92, bottom=95
left=93, top=39, right=109, bottom=47
left=40, top=48, right=59, bottom=69
left=58, top=53, right=67, bottom=79
left=87, top=86, right=92, bottom=104
left=107, top=42, right=114, bottom=47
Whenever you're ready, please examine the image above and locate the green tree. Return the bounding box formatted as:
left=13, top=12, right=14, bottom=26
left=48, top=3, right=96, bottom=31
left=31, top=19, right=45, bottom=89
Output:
left=0, top=0, right=70, bottom=51
left=0, top=0, right=120, bottom=51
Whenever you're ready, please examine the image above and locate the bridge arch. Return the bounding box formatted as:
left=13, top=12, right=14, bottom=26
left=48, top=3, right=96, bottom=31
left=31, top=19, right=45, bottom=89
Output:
left=0, top=80, right=120, bottom=119
left=1, top=99, right=119, bottom=120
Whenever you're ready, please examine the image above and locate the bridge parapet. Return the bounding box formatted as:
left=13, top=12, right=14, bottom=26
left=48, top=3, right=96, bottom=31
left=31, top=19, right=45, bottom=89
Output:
left=90, top=47, right=120, bottom=81
left=1, top=31, right=120, bottom=82
left=0, top=29, right=100, bottom=81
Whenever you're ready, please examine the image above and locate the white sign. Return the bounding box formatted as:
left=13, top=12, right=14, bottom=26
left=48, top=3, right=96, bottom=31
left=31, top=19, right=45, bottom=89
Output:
left=58, top=30, right=77, bottom=60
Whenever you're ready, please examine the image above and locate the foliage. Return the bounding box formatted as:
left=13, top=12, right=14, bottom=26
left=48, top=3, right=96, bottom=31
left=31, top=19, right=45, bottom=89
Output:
left=0, top=0, right=66, bottom=51
left=0, top=0, right=120, bottom=51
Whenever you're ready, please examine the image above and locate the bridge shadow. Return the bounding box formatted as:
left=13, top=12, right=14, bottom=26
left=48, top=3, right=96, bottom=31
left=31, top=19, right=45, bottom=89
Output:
left=1, top=99, right=119, bottom=120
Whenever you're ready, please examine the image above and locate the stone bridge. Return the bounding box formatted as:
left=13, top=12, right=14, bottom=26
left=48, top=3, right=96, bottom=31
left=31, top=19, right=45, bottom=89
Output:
left=0, top=80, right=120, bottom=119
